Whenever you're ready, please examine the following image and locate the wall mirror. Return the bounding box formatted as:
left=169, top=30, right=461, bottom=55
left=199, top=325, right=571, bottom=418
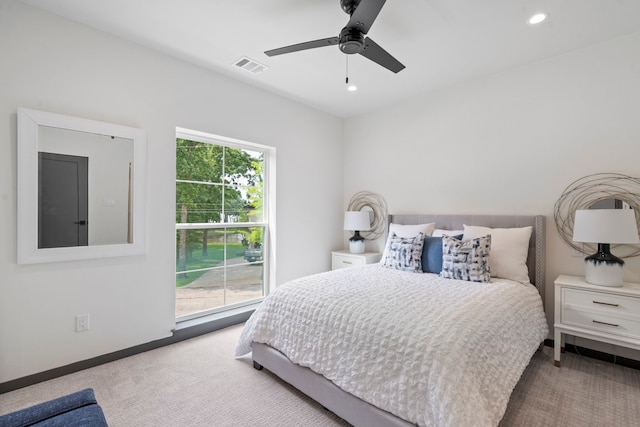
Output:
left=554, top=173, right=640, bottom=258
left=17, top=107, right=147, bottom=264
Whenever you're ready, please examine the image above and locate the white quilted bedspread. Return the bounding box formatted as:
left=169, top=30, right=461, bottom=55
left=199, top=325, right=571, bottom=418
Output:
left=235, top=264, right=548, bottom=427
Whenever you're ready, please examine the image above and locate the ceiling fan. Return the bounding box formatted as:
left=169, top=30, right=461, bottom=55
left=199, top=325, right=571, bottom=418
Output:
left=264, top=0, right=405, bottom=73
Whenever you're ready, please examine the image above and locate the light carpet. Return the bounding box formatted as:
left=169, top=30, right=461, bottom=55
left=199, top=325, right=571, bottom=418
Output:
left=1, top=324, right=639, bottom=427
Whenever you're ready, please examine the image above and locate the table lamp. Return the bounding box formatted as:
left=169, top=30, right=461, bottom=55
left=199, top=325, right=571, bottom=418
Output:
left=344, top=211, right=371, bottom=254
left=572, top=209, right=640, bottom=286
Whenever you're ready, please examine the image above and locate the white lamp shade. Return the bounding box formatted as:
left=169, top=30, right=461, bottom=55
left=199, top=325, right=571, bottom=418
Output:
left=573, top=209, right=640, bottom=244
left=344, top=211, right=371, bottom=231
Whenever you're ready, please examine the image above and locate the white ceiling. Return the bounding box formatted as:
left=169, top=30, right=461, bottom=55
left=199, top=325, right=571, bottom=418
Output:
left=21, top=0, right=640, bottom=118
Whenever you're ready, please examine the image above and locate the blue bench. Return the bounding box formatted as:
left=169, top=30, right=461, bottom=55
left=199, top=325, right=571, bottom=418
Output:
left=0, top=388, right=108, bottom=426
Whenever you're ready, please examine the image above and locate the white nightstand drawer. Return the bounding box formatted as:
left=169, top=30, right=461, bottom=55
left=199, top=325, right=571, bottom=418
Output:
left=562, top=308, right=640, bottom=339
left=563, top=288, right=640, bottom=317
left=333, top=256, right=365, bottom=269
left=331, top=251, right=381, bottom=271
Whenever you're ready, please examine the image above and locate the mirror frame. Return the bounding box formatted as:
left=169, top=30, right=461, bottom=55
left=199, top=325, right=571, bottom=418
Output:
left=17, top=107, right=147, bottom=264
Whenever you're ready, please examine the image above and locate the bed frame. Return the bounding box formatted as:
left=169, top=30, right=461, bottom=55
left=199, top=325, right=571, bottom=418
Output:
left=252, top=214, right=545, bottom=427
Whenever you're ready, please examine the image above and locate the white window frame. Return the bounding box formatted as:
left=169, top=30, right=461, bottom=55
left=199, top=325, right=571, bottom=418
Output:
left=175, top=127, right=276, bottom=321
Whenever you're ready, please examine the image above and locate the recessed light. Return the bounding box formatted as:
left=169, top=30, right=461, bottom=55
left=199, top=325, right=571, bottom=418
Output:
left=528, top=12, right=548, bottom=25
left=347, top=85, right=358, bottom=92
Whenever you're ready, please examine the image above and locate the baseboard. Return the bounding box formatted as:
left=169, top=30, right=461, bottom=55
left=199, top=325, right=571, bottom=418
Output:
left=0, top=309, right=253, bottom=394
left=543, top=339, right=640, bottom=370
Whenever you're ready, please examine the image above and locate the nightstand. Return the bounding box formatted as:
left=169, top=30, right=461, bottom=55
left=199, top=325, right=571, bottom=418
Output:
left=331, top=250, right=381, bottom=270
left=554, top=275, right=640, bottom=367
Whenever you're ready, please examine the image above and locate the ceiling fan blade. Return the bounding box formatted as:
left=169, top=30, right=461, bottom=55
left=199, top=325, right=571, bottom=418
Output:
left=347, top=0, right=386, bottom=34
left=265, top=37, right=339, bottom=57
left=359, top=37, right=405, bottom=73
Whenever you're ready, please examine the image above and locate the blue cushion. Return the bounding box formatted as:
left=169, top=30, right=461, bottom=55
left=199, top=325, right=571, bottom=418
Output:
left=0, top=388, right=108, bottom=427
left=421, top=234, right=462, bottom=274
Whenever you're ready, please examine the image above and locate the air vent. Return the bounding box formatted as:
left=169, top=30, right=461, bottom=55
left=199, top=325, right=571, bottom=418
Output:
left=234, top=56, right=268, bottom=75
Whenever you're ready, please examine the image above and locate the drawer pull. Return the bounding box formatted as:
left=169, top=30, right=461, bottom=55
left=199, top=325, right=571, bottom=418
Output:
left=592, top=300, right=619, bottom=307
left=593, top=320, right=619, bottom=327
left=342, top=261, right=352, bottom=265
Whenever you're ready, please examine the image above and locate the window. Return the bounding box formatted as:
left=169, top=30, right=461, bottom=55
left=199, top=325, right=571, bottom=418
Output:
left=175, top=128, right=273, bottom=320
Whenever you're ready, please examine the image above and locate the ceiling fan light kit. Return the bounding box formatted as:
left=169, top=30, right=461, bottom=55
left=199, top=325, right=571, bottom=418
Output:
left=528, top=12, right=549, bottom=25
left=264, top=0, right=405, bottom=74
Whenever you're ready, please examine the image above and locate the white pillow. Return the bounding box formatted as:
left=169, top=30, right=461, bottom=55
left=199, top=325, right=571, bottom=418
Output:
left=462, top=225, right=533, bottom=284
left=432, top=228, right=464, bottom=237
left=380, top=223, right=435, bottom=264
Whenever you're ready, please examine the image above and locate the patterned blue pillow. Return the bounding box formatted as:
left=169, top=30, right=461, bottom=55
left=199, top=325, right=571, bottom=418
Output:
left=441, top=234, right=491, bottom=282
left=383, top=232, right=425, bottom=273
left=422, top=234, right=463, bottom=274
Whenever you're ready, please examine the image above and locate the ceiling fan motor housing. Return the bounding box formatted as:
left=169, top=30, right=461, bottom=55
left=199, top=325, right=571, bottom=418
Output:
left=339, top=27, right=364, bottom=54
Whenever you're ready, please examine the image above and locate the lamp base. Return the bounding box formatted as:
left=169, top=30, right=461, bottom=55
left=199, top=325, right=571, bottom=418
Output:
left=584, top=244, right=624, bottom=287
left=348, top=231, right=365, bottom=254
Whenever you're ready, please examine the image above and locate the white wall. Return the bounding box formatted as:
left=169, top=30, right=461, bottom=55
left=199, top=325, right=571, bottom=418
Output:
left=0, top=2, right=344, bottom=383
left=344, top=32, right=640, bottom=359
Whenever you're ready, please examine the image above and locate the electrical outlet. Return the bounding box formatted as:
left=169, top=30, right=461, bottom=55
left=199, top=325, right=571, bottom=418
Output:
left=75, top=314, right=89, bottom=332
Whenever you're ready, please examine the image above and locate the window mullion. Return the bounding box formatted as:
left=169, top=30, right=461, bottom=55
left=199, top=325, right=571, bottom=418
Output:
left=221, top=146, right=226, bottom=222
left=176, top=222, right=267, bottom=230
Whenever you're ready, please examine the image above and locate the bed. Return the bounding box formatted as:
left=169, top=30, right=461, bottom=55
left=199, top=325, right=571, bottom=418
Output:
left=235, top=214, right=549, bottom=427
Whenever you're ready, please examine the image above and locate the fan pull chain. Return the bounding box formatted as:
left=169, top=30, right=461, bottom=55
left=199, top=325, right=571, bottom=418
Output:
left=345, top=56, right=356, bottom=91
left=345, top=55, right=349, bottom=85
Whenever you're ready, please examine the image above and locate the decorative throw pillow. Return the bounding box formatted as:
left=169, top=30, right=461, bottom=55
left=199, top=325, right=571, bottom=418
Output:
left=441, top=234, right=491, bottom=282
left=380, top=223, right=435, bottom=264
left=462, top=225, right=532, bottom=283
left=382, top=232, right=425, bottom=273
left=421, top=234, right=463, bottom=274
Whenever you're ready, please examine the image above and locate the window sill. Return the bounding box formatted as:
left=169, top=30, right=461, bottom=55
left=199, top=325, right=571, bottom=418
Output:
left=174, top=302, right=259, bottom=335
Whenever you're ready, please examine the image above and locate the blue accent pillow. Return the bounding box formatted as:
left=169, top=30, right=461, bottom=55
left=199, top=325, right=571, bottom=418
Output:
left=422, top=234, right=462, bottom=273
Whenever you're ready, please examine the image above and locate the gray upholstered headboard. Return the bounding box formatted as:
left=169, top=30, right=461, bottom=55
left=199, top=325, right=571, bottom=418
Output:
left=387, top=214, right=545, bottom=301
